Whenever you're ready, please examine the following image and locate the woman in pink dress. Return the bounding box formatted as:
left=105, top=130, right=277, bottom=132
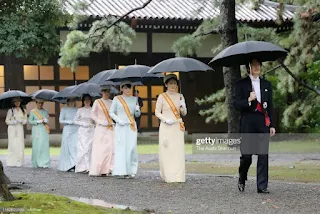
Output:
left=89, top=85, right=114, bottom=176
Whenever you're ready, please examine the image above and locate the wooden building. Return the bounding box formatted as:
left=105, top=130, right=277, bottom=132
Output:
left=0, top=0, right=295, bottom=137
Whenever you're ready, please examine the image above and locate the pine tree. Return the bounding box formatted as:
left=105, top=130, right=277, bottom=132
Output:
left=173, top=0, right=320, bottom=132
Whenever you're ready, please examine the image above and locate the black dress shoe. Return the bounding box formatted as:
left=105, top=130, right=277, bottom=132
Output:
left=257, top=189, right=270, bottom=194
left=238, top=178, right=245, bottom=192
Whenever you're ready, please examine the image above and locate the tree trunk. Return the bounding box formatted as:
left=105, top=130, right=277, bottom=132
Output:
left=220, top=0, right=241, bottom=133
left=0, top=161, right=14, bottom=201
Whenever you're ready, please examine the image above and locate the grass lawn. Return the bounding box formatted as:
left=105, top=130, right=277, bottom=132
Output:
left=139, top=161, right=320, bottom=183
left=0, top=140, right=318, bottom=155
left=0, top=193, right=141, bottom=214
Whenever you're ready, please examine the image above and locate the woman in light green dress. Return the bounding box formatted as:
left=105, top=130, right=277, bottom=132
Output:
left=28, top=99, right=50, bottom=168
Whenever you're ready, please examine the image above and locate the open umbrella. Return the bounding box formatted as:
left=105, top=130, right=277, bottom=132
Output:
left=69, top=82, right=119, bottom=98
left=0, top=90, right=32, bottom=109
left=107, top=65, right=163, bottom=82
left=113, top=81, right=144, bottom=86
left=53, top=85, right=78, bottom=101
left=31, top=89, right=58, bottom=102
left=147, top=57, right=213, bottom=74
left=87, top=69, right=117, bottom=85
left=209, top=41, right=288, bottom=67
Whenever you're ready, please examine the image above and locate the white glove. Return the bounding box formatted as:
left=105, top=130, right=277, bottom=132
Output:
left=43, top=118, right=48, bottom=123
left=67, top=121, right=73, bottom=125
left=180, top=100, right=186, bottom=108
left=100, top=121, right=109, bottom=126
left=135, top=105, right=140, bottom=111
left=118, top=120, right=127, bottom=126
left=163, top=139, right=168, bottom=147
left=12, top=120, right=17, bottom=125
left=165, top=119, right=174, bottom=125
left=36, top=120, right=43, bottom=124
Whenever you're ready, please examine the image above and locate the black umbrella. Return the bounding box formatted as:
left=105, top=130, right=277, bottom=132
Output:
left=31, top=89, right=58, bottom=102
left=209, top=41, right=288, bottom=67
left=87, top=69, right=117, bottom=85
left=0, top=90, right=32, bottom=109
left=107, top=65, right=163, bottom=82
left=69, top=82, right=119, bottom=97
left=53, top=85, right=78, bottom=101
left=113, top=81, right=144, bottom=86
left=147, top=57, right=213, bottom=74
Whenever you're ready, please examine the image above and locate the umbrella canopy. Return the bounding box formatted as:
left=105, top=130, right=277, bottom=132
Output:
left=52, top=85, right=78, bottom=100
left=209, top=41, right=288, bottom=67
left=113, top=81, right=144, bottom=86
left=147, top=57, right=214, bottom=74
left=107, top=65, right=163, bottom=82
left=31, top=89, right=58, bottom=102
left=0, top=90, right=32, bottom=109
left=87, top=69, right=117, bottom=85
left=69, top=82, right=119, bottom=98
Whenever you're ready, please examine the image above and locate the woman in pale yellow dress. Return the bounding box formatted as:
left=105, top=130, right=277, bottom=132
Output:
left=155, top=74, right=187, bottom=183
left=5, top=97, right=28, bottom=167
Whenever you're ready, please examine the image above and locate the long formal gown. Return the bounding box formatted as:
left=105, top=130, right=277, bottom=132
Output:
left=155, top=91, right=187, bottom=182
left=90, top=98, right=114, bottom=176
left=5, top=108, right=27, bottom=167
left=28, top=108, right=50, bottom=168
left=109, top=95, right=141, bottom=176
left=58, top=107, right=79, bottom=171
left=74, top=107, right=95, bottom=173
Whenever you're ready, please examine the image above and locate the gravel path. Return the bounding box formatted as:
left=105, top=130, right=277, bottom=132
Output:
left=2, top=155, right=320, bottom=214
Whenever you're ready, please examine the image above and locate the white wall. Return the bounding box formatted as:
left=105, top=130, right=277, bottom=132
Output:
left=60, top=31, right=220, bottom=57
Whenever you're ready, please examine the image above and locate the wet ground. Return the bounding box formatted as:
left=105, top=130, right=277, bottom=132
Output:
left=2, top=154, right=320, bottom=214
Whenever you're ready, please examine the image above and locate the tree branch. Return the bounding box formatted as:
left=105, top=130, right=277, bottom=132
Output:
left=193, top=28, right=218, bottom=38
left=85, top=0, right=153, bottom=43
left=262, top=64, right=282, bottom=76
left=278, top=59, right=320, bottom=95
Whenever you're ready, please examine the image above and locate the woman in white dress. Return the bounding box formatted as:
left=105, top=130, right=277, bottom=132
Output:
left=5, top=97, right=27, bottom=167
left=74, top=94, right=95, bottom=173
left=58, top=97, right=79, bottom=172
left=155, top=74, right=187, bottom=182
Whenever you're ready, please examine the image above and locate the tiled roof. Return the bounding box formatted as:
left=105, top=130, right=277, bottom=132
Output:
left=64, top=0, right=296, bottom=23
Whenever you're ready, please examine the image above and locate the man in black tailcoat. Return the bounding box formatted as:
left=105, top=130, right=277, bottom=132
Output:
left=234, top=58, right=276, bottom=193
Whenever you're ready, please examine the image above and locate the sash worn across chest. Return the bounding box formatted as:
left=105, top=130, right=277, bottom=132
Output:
left=161, top=93, right=185, bottom=131
left=97, top=99, right=113, bottom=130
left=116, top=96, right=136, bottom=131
left=251, top=84, right=270, bottom=127
left=33, top=109, right=50, bottom=133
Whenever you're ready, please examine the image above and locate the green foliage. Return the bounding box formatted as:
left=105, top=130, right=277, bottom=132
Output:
left=58, top=17, right=136, bottom=72
left=172, top=19, right=220, bottom=57
left=58, top=0, right=136, bottom=72
left=174, top=0, right=320, bottom=132
left=0, top=193, right=140, bottom=213
left=0, top=0, right=67, bottom=65
left=195, top=88, right=227, bottom=123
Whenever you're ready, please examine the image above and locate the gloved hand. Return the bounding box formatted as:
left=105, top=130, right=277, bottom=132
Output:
left=12, top=120, right=17, bottom=125
left=67, top=121, right=73, bottom=125
left=100, top=121, right=109, bottom=126
left=36, top=120, right=43, bottom=124
left=163, top=139, right=168, bottom=147
left=118, top=120, right=127, bottom=126
left=135, top=105, right=140, bottom=111
left=165, top=119, right=174, bottom=125
left=180, top=100, right=186, bottom=108
left=43, top=118, right=48, bottom=123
